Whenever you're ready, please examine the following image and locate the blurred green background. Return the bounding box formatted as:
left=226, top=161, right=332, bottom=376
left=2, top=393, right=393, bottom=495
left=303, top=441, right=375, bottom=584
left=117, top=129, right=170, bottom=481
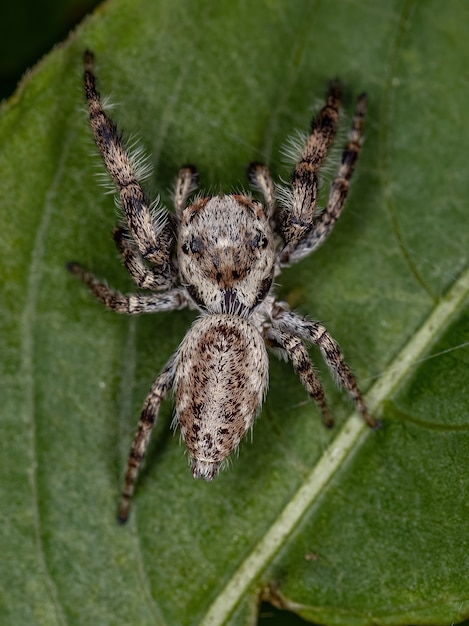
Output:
left=0, top=0, right=100, bottom=100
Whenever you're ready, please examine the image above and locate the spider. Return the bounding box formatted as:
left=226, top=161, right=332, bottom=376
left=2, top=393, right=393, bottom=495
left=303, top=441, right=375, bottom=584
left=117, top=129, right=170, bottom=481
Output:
left=68, top=50, right=377, bottom=523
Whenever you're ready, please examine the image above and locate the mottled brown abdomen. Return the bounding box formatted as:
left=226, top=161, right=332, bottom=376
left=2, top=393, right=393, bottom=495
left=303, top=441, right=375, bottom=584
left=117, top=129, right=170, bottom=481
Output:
left=174, top=314, right=268, bottom=480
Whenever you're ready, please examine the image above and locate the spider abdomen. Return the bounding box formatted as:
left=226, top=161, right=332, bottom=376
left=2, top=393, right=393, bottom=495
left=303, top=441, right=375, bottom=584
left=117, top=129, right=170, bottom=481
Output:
left=174, top=314, right=268, bottom=480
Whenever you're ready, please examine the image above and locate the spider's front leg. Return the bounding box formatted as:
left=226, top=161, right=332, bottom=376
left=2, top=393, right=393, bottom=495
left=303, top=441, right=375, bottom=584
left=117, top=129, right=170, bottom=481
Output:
left=83, top=50, right=174, bottom=285
left=118, top=356, right=176, bottom=524
left=281, top=85, right=367, bottom=264
left=272, top=303, right=378, bottom=428
left=281, top=81, right=342, bottom=249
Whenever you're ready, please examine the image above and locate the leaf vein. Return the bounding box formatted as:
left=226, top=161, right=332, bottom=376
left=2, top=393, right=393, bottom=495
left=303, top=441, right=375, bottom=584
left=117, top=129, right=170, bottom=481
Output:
left=21, top=126, right=75, bottom=626
left=200, top=264, right=469, bottom=625
left=378, top=0, right=437, bottom=301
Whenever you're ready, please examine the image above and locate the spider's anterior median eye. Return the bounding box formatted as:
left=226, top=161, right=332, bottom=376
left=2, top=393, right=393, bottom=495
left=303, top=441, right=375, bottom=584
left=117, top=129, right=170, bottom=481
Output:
left=190, top=237, right=204, bottom=254
left=182, top=237, right=204, bottom=255
left=251, top=230, right=268, bottom=249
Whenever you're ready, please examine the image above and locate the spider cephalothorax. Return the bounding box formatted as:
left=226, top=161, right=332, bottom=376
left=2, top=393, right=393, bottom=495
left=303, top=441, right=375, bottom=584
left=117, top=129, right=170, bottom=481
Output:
left=177, top=194, right=276, bottom=315
left=69, top=50, right=377, bottom=523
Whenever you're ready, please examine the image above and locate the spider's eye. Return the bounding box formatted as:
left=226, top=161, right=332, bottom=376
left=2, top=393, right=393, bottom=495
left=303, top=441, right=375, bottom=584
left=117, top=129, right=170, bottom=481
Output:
left=182, top=237, right=204, bottom=255
left=251, top=230, right=268, bottom=249
left=190, top=237, right=204, bottom=254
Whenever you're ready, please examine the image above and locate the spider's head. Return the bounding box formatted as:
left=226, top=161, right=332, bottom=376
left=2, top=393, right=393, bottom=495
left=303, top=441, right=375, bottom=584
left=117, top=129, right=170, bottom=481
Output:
left=177, top=194, right=276, bottom=315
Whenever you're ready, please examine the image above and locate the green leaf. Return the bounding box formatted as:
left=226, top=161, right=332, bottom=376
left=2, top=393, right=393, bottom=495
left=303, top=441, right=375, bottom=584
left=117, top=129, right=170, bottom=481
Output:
left=1, top=1, right=469, bottom=625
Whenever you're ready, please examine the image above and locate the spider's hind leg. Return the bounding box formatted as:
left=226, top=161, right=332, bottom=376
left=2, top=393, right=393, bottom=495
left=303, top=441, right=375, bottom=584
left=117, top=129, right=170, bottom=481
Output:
left=272, top=304, right=377, bottom=428
left=118, top=356, right=176, bottom=523
left=265, top=326, right=333, bottom=428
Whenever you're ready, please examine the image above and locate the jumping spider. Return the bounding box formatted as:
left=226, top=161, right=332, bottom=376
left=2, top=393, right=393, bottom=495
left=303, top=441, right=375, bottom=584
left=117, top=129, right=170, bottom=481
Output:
left=68, top=50, right=377, bottom=523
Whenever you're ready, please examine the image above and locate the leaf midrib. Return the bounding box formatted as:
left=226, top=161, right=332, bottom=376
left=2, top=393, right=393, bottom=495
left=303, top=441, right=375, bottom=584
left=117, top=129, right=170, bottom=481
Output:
left=200, top=264, right=469, bottom=626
